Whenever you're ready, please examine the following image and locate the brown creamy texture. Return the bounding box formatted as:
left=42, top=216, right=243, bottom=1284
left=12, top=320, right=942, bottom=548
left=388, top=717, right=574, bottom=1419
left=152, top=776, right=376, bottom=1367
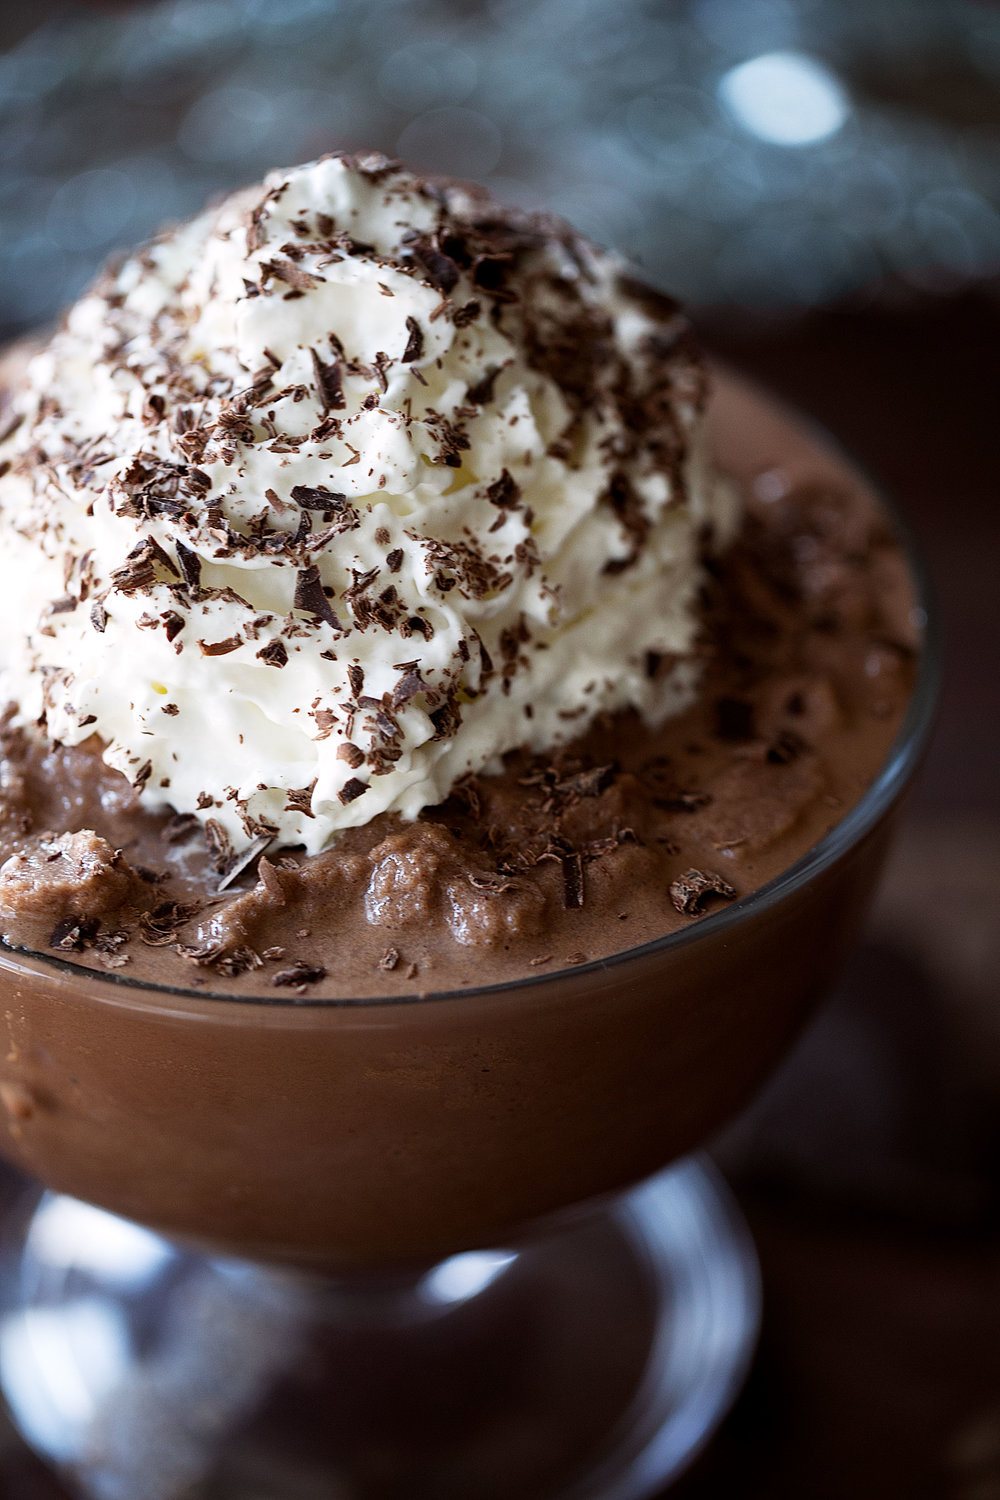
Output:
left=0, top=375, right=917, bottom=998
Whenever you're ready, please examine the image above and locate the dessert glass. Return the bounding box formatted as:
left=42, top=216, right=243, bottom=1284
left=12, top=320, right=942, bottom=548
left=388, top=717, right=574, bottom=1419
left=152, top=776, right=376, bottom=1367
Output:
left=0, top=387, right=938, bottom=1500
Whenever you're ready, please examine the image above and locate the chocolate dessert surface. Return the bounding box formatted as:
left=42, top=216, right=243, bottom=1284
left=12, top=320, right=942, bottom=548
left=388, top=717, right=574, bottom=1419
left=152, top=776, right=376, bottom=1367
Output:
left=0, top=375, right=918, bottom=1000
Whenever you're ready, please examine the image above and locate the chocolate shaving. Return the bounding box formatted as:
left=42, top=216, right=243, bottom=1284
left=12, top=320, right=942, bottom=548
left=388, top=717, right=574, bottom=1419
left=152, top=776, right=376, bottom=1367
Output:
left=204, top=818, right=233, bottom=874
left=554, top=764, right=614, bottom=798
left=486, top=469, right=521, bottom=510
left=385, top=548, right=403, bottom=573
left=561, top=851, right=585, bottom=909
left=285, top=780, right=317, bottom=818
left=401, top=316, right=424, bottom=363
left=310, top=348, right=345, bottom=412
left=338, top=777, right=368, bottom=805
left=199, top=636, right=242, bottom=656
left=131, top=760, right=153, bottom=792
left=272, top=960, right=327, bottom=989
left=110, top=536, right=178, bottom=594
left=176, top=942, right=263, bottom=976
left=430, top=698, right=462, bottom=739
left=137, top=901, right=200, bottom=945
left=246, top=204, right=267, bottom=252
left=466, top=367, right=501, bottom=406
left=406, top=235, right=460, bottom=293
left=312, top=708, right=336, bottom=739
left=601, top=471, right=650, bottom=574
left=669, top=869, right=737, bottom=916
left=49, top=915, right=100, bottom=951
left=468, top=871, right=515, bottom=893
left=90, top=601, right=107, bottom=633
left=262, top=257, right=322, bottom=292
left=216, top=831, right=275, bottom=892
left=290, top=485, right=348, bottom=518
left=391, top=669, right=428, bottom=709
left=294, top=565, right=342, bottom=629
left=452, top=299, right=481, bottom=328
left=257, top=639, right=288, bottom=667
left=174, top=540, right=202, bottom=594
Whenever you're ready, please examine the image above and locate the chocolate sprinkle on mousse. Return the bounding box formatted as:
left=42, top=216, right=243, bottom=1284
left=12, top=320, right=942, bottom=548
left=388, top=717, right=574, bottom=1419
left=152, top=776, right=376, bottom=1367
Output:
left=216, top=832, right=275, bottom=893
left=561, top=850, right=585, bottom=909
left=272, top=959, right=327, bottom=988
left=669, top=869, right=737, bottom=917
left=49, top=914, right=100, bottom=951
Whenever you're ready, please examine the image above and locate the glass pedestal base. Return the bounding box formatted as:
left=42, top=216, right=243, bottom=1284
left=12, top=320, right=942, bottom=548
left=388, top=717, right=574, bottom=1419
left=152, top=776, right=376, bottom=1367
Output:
left=0, top=1157, right=759, bottom=1500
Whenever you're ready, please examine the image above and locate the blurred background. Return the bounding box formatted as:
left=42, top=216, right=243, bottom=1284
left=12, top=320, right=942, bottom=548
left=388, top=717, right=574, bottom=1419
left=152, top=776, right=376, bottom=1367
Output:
left=3, top=0, right=1000, bottom=326
left=0, top=1, right=997, bottom=1496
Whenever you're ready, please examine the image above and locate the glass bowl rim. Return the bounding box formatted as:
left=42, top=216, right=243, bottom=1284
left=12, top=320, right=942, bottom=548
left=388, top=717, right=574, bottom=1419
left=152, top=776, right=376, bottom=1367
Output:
left=0, top=387, right=941, bottom=1012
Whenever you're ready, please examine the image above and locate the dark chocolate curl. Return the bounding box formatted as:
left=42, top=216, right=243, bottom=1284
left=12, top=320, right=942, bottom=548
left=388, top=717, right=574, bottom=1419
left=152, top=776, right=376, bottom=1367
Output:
left=294, top=566, right=342, bottom=630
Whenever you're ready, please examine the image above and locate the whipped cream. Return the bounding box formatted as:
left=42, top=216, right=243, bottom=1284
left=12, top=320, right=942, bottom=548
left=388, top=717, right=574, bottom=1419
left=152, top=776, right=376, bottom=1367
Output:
left=0, top=153, right=738, bottom=855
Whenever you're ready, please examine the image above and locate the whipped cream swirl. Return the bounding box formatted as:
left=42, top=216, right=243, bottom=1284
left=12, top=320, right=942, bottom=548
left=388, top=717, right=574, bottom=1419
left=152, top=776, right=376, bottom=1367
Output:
left=0, top=153, right=737, bottom=854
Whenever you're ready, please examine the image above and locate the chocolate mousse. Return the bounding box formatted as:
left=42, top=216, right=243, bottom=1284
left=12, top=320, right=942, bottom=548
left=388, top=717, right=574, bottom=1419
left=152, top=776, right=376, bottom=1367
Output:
left=0, top=155, right=917, bottom=1002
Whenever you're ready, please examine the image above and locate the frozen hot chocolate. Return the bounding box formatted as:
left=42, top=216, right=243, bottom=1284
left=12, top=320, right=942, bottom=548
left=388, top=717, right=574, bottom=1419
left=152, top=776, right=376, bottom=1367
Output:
left=0, top=155, right=915, bottom=998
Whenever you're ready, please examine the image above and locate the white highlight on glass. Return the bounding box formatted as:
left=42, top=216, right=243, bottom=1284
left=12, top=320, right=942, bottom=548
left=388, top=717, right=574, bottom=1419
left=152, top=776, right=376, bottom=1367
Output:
left=27, top=1197, right=172, bottom=1289
left=0, top=1299, right=130, bottom=1462
left=419, top=1250, right=517, bottom=1306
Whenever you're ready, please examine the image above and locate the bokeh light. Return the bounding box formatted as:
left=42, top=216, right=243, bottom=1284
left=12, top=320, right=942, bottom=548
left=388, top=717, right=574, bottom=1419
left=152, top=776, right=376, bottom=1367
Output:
left=718, top=52, right=849, bottom=147
left=0, top=0, right=998, bottom=328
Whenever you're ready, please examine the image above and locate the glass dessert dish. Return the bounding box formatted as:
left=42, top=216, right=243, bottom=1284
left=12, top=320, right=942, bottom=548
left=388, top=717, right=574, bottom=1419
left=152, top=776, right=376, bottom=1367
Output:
left=0, top=149, right=935, bottom=1498
left=0, top=389, right=937, bottom=1500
